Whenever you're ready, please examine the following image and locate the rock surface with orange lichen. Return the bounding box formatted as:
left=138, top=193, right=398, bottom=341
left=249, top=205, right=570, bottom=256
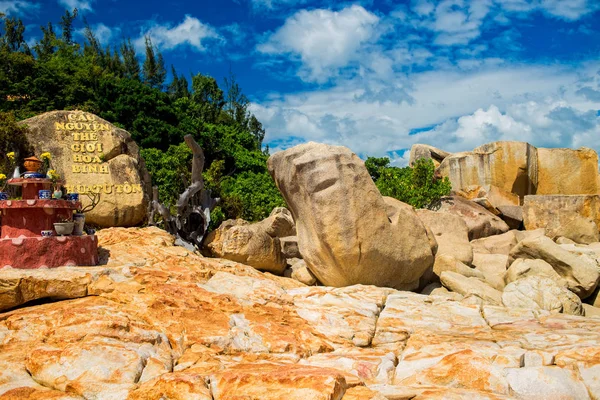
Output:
left=1, top=227, right=600, bottom=399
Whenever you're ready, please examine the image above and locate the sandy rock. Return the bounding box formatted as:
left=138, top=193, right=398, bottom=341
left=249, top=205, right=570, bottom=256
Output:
left=209, top=364, right=348, bottom=400
left=435, top=196, right=510, bottom=240
left=288, top=259, right=317, bottom=286
left=203, top=218, right=287, bottom=274
left=505, top=366, right=591, bottom=400
left=280, top=236, right=301, bottom=259
left=552, top=215, right=600, bottom=245
left=472, top=253, right=509, bottom=291
left=583, top=304, right=600, bottom=317
left=509, top=236, right=600, bottom=299
left=416, top=209, right=473, bottom=265
left=556, top=236, right=578, bottom=245
left=440, top=271, right=503, bottom=305
left=537, top=147, right=599, bottom=195
left=429, top=286, right=464, bottom=301
left=470, top=231, right=518, bottom=256
left=504, top=258, right=568, bottom=288
left=523, top=195, right=600, bottom=240
left=436, top=141, right=538, bottom=201
left=409, top=144, right=451, bottom=168
left=502, top=276, right=584, bottom=315
left=456, top=185, right=520, bottom=208
left=20, top=110, right=150, bottom=227
left=514, top=228, right=546, bottom=243
left=497, top=205, right=523, bottom=230
left=265, top=207, right=296, bottom=237
left=433, top=255, right=483, bottom=280
left=267, top=143, right=434, bottom=289
left=128, top=372, right=212, bottom=399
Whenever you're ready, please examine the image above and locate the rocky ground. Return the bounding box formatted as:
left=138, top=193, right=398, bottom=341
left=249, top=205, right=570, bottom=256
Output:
left=1, top=227, right=599, bottom=400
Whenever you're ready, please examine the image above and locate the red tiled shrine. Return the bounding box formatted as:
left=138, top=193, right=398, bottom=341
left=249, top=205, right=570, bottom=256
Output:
left=0, top=178, right=99, bottom=269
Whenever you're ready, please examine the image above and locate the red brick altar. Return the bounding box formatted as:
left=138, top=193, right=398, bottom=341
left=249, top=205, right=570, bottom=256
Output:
left=0, top=178, right=98, bottom=269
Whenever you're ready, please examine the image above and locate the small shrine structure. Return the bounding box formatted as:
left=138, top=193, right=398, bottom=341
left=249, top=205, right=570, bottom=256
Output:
left=0, top=177, right=99, bottom=269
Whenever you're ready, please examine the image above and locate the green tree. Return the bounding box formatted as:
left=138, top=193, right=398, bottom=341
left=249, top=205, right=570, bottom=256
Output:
left=120, top=39, right=140, bottom=80
left=58, top=9, right=78, bottom=45
left=142, top=36, right=166, bottom=89
left=366, top=157, right=451, bottom=208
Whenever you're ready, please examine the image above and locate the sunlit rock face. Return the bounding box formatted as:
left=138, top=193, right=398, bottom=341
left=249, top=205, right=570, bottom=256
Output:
left=267, top=142, right=434, bottom=289
left=0, top=227, right=600, bottom=399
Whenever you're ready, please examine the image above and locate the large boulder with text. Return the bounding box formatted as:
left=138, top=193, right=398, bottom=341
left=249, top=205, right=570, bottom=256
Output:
left=20, top=110, right=150, bottom=227
left=267, top=142, right=435, bottom=289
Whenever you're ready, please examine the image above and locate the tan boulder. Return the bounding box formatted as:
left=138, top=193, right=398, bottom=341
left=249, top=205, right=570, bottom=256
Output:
left=416, top=209, right=473, bottom=265
left=267, top=142, right=434, bottom=289
left=280, top=236, right=301, bottom=259
left=203, top=217, right=287, bottom=274
left=470, top=230, right=518, bottom=256
left=537, top=147, right=599, bottom=195
left=502, top=276, right=583, bottom=315
left=509, top=236, right=600, bottom=299
left=472, top=253, right=509, bottom=291
left=440, top=271, right=503, bottom=305
left=408, top=144, right=451, bottom=168
left=456, top=184, right=520, bottom=208
left=435, top=196, right=510, bottom=240
left=433, top=255, right=483, bottom=280
left=287, top=259, right=317, bottom=286
left=523, top=195, right=600, bottom=244
left=20, top=110, right=150, bottom=227
left=583, top=304, right=600, bottom=317
left=436, top=141, right=538, bottom=200
left=505, top=258, right=568, bottom=288
left=515, top=227, right=546, bottom=242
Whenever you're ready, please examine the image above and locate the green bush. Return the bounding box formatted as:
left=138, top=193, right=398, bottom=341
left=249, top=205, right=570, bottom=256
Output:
left=0, top=111, right=32, bottom=175
left=365, top=156, right=451, bottom=209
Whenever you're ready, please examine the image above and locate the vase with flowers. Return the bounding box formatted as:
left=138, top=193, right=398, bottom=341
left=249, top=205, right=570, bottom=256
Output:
left=0, top=172, right=7, bottom=200
left=47, top=169, right=63, bottom=199
left=6, top=152, right=19, bottom=179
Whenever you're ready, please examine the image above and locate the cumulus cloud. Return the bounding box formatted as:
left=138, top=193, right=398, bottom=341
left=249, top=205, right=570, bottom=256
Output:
left=257, top=5, right=380, bottom=82
left=57, top=0, right=94, bottom=12
left=256, top=63, right=600, bottom=163
left=496, top=0, right=600, bottom=20
left=135, top=15, right=222, bottom=52
left=0, top=0, right=39, bottom=15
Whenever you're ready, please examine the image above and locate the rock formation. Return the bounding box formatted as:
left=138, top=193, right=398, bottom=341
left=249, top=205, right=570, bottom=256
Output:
left=20, top=110, right=150, bottom=227
left=1, top=227, right=600, bottom=399
left=267, top=142, right=435, bottom=289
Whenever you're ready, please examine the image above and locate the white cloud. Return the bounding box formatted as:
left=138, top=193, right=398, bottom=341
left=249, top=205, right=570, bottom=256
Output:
left=257, top=5, right=380, bottom=82
left=135, top=15, right=221, bottom=52
left=57, top=0, right=94, bottom=12
left=256, top=63, right=600, bottom=163
left=77, top=23, right=120, bottom=45
left=496, top=0, right=600, bottom=21
left=0, top=0, right=39, bottom=15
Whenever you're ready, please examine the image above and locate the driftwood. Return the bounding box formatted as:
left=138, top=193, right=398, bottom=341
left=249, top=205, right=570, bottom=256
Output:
left=148, top=135, right=220, bottom=250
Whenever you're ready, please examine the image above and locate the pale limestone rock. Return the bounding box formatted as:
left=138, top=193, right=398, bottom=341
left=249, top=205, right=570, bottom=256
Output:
left=435, top=196, right=510, bottom=240
left=470, top=230, right=518, bottom=256
left=416, top=209, right=473, bottom=265
left=505, top=366, right=591, bottom=400
left=502, top=276, right=584, bottom=316
left=497, top=205, right=524, bottom=230
left=128, top=372, right=212, bottom=399
left=514, top=228, right=546, bottom=243
left=455, top=184, right=520, bottom=208
left=472, top=253, right=508, bottom=291
left=583, top=303, right=600, bottom=317
left=429, top=286, right=464, bottom=301
left=433, top=255, right=483, bottom=280
left=537, top=147, right=599, bottom=195
left=504, top=258, right=568, bottom=288
left=408, top=144, right=451, bottom=168
left=556, top=236, right=577, bottom=245
left=20, top=110, right=150, bottom=227
left=509, top=235, right=600, bottom=299
left=267, top=142, right=434, bottom=289
left=552, top=215, right=600, bottom=245
left=440, top=271, right=503, bottom=305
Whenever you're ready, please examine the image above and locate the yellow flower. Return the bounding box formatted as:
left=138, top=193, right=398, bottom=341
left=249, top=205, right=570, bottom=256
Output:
left=0, top=173, right=6, bottom=180
left=40, top=152, right=52, bottom=161
left=6, top=152, right=14, bottom=160
left=47, top=170, right=60, bottom=180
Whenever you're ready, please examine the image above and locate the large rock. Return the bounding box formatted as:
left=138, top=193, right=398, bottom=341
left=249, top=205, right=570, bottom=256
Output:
left=537, top=147, right=599, bottom=195
left=435, top=196, right=510, bottom=240
left=20, top=110, right=150, bottom=227
left=472, top=253, right=508, bottom=291
left=267, top=142, right=434, bottom=289
left=416, top=209, right=473, bottom=265
left=509, top=236, right=600, bottom=299
left=440, top=271, right=503, bottom=305
left=470, top=230, right=518, bottom=256
left=408, top=144, right=451, bottom=168
left=504, top=258, right=568, bottom=288
left=523, top=195, right=600, bottom=244
left=436, top=141, right=538, bottom=200
left=203, top=210, right=295, bottom=274
left=432, top=255, right=484, bottom=280
left=502, top=276, right=584, bottom=315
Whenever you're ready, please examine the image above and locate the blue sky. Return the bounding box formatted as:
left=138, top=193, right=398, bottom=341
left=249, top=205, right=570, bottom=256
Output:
left=3, top=0, right=600, bottom=164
